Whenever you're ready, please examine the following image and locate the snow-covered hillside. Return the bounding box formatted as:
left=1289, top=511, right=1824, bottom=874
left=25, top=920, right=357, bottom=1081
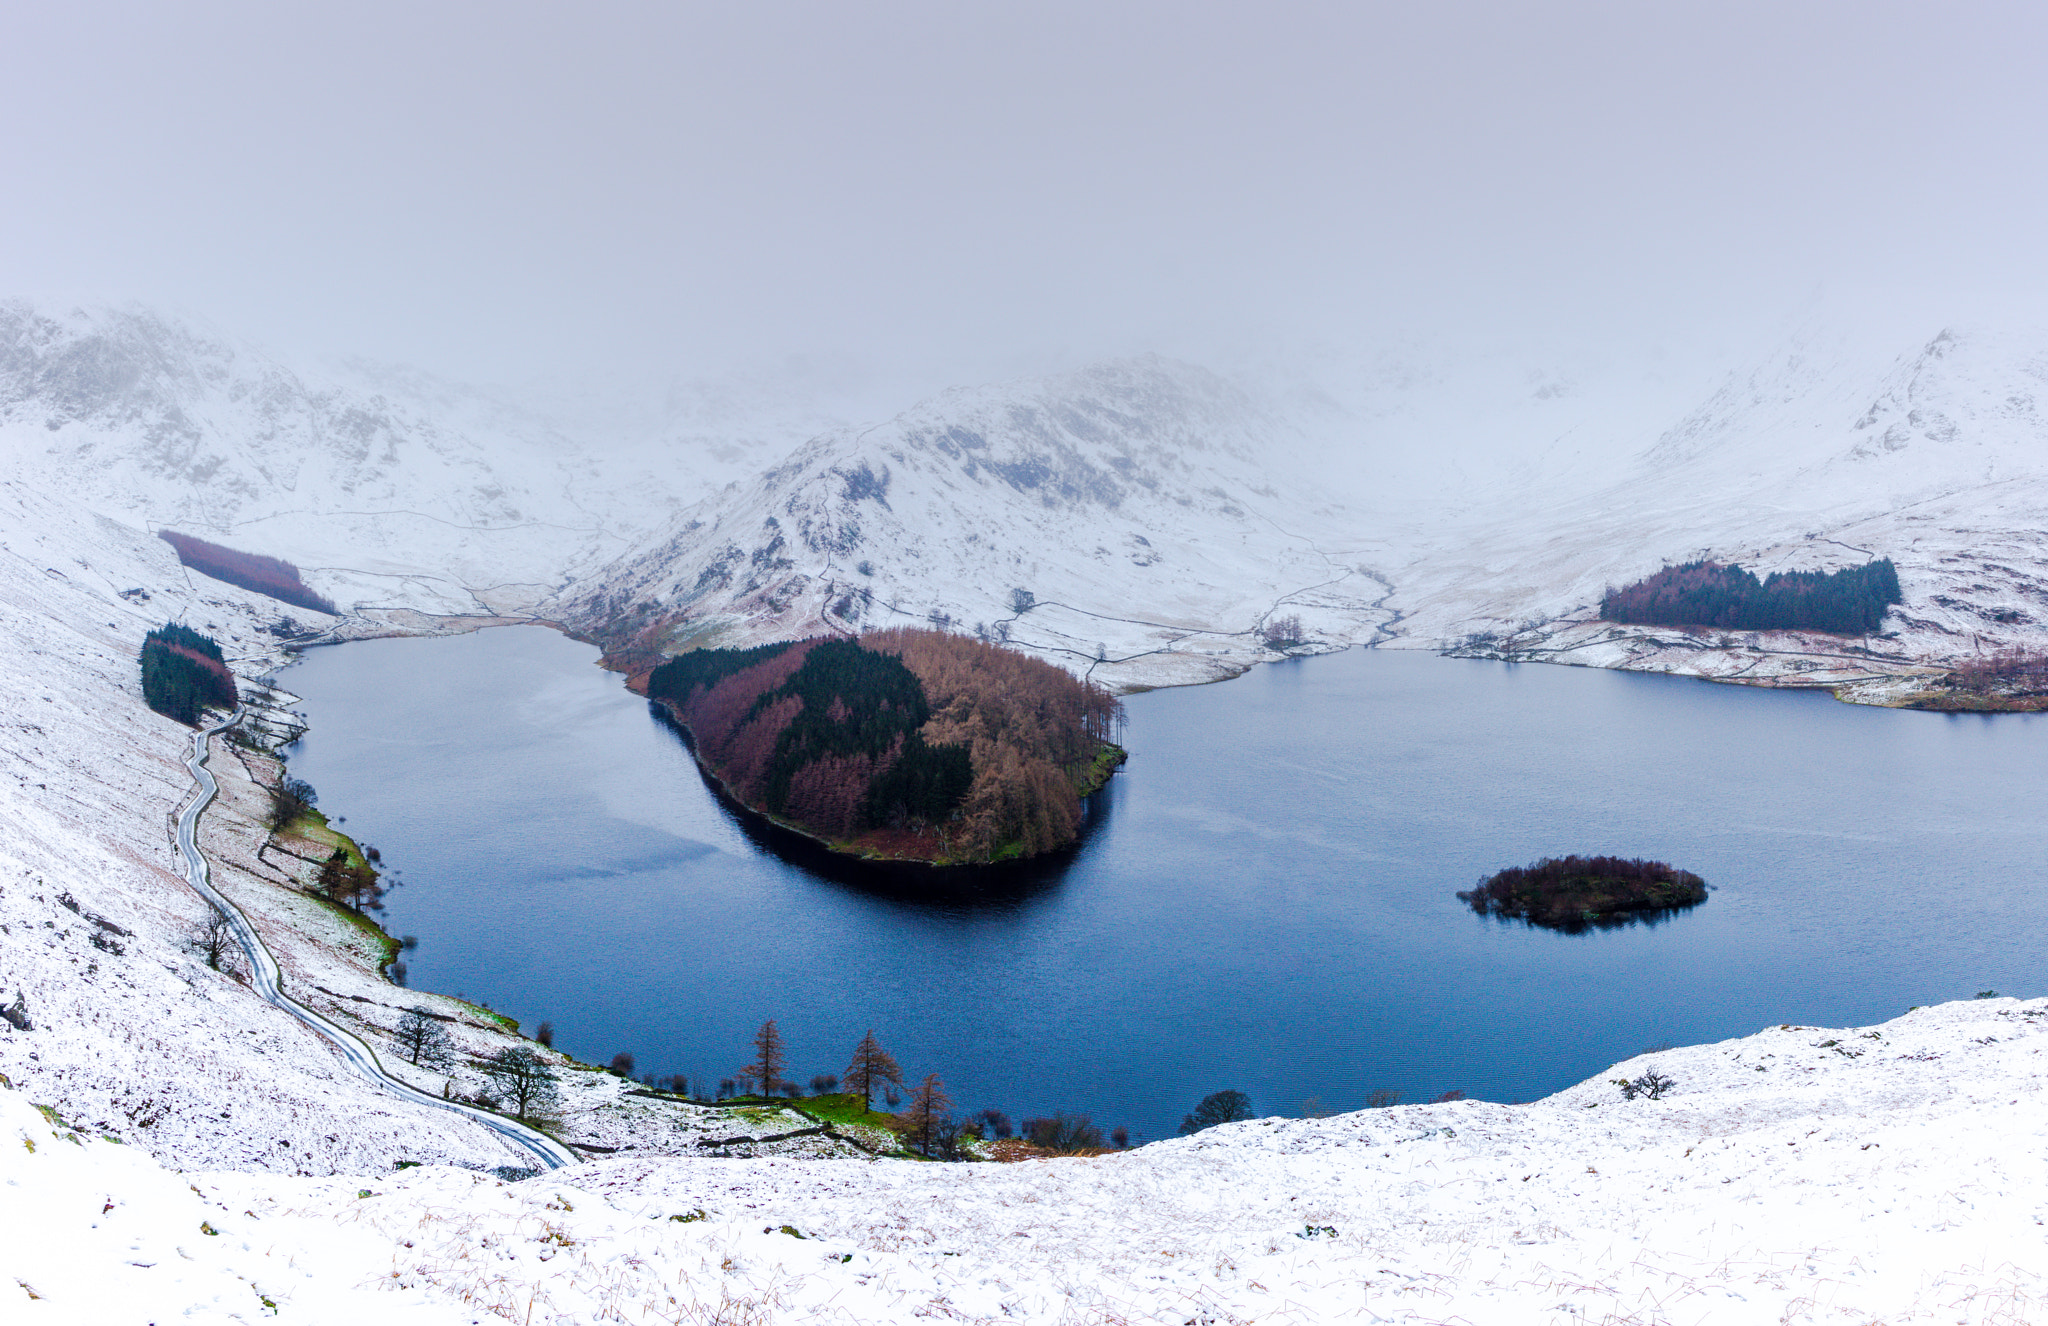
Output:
left=1385, top=324, right=2048, bottom=689
left=9, top=996, right=2047, bottom=1324
left=0, top=478, right=885, bottom=1177
left=0, top=302, right=689, bottom=618
left=559, top=357, right=1401, bottom=689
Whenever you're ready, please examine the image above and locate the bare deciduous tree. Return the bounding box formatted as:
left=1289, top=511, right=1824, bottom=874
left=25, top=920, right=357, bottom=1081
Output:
left=904, top=1074, right=951, bottom=1154
left=191, top=910, right=235, bottom=971
left=478, top=1047, right=560, bottom=1120
left=1023, top=1113, right=1104, bottom=1153
left=1613, top=1067, right=1677, bottom=1101
left=395, top=1006, right=452, bottom=1068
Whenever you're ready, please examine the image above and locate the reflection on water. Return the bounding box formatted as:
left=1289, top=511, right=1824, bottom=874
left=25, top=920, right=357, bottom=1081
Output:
left=283, top=627, right=2048, bottom=1141
left=646, top=700, right=1114, bottom=910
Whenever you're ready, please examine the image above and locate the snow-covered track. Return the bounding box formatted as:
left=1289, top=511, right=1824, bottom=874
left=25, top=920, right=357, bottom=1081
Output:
left=174, top=710, right=579, bottom=1171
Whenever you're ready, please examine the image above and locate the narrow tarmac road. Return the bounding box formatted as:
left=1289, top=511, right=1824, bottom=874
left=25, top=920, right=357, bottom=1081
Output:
left=175, top=710, right=579, bottom=1171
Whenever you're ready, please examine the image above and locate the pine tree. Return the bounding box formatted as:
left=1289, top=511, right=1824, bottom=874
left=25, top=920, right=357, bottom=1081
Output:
left=743, top=1019, right=787, bottom=1097
left=844, top=1029, right=902, bottom=1112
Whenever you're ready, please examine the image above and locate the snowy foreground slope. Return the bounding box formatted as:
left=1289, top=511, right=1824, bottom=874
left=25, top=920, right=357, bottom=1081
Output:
left=8, top=997, right=2047, bottom=1325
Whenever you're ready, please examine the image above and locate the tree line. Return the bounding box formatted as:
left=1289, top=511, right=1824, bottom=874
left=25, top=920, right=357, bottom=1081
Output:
left=141, top=622, right=238, bottom=726
left=1949, top=647, right=2048, bottom=695
left=1600, top=558, right=1902, bottom=634
left=158, top=530, right=338, bottom=615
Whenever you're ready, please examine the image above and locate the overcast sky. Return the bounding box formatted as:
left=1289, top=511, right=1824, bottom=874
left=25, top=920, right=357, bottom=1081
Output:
left=5, top=2, right=2044, bottom=389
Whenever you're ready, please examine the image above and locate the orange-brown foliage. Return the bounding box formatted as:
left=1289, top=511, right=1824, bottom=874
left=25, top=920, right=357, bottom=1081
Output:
left=863, top=628, right=1122, bottom=860
left=678, top=641, right=820, bottom=801
left=157, top=530, right=338, bottom=615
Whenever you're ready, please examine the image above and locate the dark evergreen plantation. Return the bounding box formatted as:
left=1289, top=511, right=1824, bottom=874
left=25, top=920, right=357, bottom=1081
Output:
left=645, top=629, right=1122, bottom=862
left=140, top=623, right=238, bottom=726
left=1601, top=558, right=1901, bottom=634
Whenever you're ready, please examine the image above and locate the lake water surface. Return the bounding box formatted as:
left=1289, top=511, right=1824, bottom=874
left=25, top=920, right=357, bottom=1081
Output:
left=282, top=626, right=2048, bottom=1140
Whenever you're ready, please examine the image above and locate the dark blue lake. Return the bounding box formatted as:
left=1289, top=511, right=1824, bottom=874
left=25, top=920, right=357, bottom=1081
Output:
left=281, top=626, right=2046, bottom=1141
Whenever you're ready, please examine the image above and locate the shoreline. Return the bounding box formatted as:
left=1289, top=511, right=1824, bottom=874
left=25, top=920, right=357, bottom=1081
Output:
left=641, top=686, right=1127, bottom=868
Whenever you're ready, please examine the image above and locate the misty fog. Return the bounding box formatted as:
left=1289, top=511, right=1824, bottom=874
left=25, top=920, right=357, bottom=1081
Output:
left=6, top=3, right=2043, bottom=442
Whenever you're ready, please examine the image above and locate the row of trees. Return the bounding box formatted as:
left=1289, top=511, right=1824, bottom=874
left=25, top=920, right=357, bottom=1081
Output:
left=1949, top=647, right=2048, bottom=695
left=140, top=622, right=238, bottom=726
left=1600, top=558, right=1902, bottom=634
left=157, top=530, right=338, bottom=615
left=697, top=1020, right=1134, bottom=1159
left=315, top=845, right=384, bottom=912
left=392, top=1006, right=563, bottom=1119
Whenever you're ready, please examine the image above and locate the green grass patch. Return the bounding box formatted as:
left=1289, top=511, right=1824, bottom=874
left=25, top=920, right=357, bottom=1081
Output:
left=273, top=804, right=405, bottom=970
left=783, top=1093, right=891, bottom=1128
left=446, top=997, right=519, bottom=1032
left=281, top=806, right=371, bottom=873
left=1072, top=741, right=1127, bottom=798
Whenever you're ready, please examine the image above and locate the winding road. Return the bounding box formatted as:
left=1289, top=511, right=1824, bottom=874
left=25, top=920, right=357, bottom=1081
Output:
left=175, top=711, right=578, bottom=1171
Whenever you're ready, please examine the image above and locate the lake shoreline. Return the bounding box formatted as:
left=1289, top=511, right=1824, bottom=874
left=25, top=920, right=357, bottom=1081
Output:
left=639, top=685, right=1126, bottom=871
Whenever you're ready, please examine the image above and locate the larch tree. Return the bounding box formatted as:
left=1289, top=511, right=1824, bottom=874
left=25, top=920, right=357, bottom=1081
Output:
left=743, top=1019, right=787, bottom=1097
left=844, top=1029, right=902, bottom=1112
left=905, top=1073, right=951, bottom=1154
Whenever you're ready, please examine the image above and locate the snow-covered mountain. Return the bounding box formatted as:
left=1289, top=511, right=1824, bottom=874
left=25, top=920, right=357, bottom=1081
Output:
left=1, top=302, right=685, bottom=617
left=1386, top=323, right=2048, bottom=689
left=559, top=357, right=1400, bottom=689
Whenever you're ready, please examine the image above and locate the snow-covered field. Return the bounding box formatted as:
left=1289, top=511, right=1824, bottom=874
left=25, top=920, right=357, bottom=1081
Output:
left=9, top=996, right=2047, bottom=1324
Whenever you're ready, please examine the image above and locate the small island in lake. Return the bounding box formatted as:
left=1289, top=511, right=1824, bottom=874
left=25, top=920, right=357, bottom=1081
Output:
left=1458, top=855, right=1707, bottom=930
left=641, top=628, right=1124, bottom=865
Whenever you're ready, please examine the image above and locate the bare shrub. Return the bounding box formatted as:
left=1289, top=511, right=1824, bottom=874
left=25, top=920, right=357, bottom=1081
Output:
left=1023, top=1113, right=1104, bottom=1153
left=1613, top=1067, right=1677, bottom=1101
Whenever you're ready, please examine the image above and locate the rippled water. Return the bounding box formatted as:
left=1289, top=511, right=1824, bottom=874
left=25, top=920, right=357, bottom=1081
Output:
left=281, top=626, right=2048, bottom=1140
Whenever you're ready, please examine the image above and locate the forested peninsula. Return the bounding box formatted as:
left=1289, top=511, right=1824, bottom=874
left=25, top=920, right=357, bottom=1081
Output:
left=642, top=628, right=1125, bottom=864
